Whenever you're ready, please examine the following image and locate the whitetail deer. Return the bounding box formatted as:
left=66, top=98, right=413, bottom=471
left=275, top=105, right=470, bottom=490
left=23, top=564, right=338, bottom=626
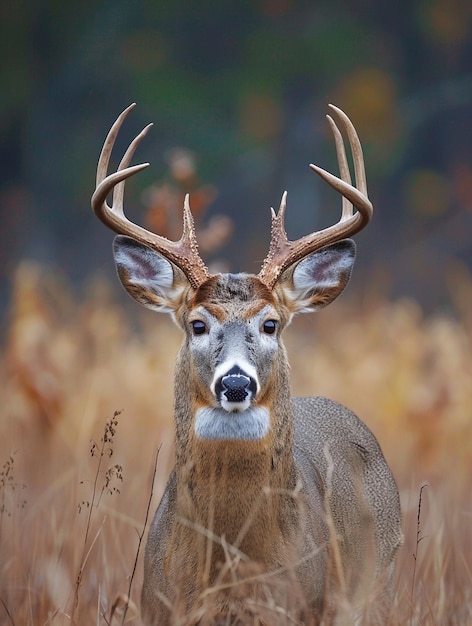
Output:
left=92, top=104, right=402, bottom=625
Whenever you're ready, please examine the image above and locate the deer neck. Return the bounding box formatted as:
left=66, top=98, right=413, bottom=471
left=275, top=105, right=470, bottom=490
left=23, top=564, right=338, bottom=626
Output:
left=172, top=345, right=299, bottom=558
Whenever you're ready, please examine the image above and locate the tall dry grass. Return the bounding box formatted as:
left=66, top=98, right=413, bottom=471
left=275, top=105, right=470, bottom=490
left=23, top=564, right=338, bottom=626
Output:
left=1, top=261, right=471, bottom=624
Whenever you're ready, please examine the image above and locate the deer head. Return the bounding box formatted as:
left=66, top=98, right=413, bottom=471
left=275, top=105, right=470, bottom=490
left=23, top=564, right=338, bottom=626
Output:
left=91, top=104, right=372, bottom=446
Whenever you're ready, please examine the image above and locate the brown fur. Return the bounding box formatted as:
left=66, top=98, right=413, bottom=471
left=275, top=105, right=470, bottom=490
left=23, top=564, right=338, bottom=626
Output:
left=137, top=273, right=403, bottom=625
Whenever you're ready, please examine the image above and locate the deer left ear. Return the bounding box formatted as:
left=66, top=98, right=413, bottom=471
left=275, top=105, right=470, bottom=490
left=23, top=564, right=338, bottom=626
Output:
left=278, top=240, right=356, bottom=313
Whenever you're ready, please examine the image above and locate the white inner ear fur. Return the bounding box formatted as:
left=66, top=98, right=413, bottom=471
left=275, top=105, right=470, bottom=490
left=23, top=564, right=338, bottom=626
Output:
left=287, top=242, right=356, bottom=312
left=113, top=236, right=188, bottom=314
left=292, top=248, right=353, bottom=292
left=114, top=242, right=174, bottom=292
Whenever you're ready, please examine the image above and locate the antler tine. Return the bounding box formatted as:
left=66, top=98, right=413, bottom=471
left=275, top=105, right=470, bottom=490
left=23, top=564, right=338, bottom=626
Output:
left=329, top=104, right=367, bottom=195
left=326, top=113, right=352, bottom=221
left=93, top=103, right=151, bottom=224
left=91, top=105, right=210, bottom=289
left=112, top=122, right=154, bottom=217
left=309, top=104, right=371, bottom=228
left=258, top=105, right=373, bottom=289
left=96, top=103, right=137, bottom=187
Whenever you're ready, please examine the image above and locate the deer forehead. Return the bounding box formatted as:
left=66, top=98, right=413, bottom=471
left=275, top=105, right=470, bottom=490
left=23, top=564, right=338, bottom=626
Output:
left=187, top=273, right=283, bottom=323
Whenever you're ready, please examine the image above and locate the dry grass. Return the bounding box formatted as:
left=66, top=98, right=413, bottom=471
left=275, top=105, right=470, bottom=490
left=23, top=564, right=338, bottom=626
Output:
left=1, top=261, right=471, bottom=624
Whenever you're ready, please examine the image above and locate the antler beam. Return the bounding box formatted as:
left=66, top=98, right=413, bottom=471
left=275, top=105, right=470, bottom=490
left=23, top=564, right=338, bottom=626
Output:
left=91, top=103, right=209, bottom=289
left=258, top=104, right=373, bottom=288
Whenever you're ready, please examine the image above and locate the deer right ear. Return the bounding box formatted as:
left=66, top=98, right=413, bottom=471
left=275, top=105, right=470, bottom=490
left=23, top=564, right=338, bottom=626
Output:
left=113, top=236, right=190, bottom=313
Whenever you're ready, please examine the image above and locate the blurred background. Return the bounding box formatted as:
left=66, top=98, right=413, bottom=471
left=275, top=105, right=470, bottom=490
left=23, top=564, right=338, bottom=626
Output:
left=1, top=2, right=472, bottom=623
left=1, top=0, right=472, bottom=316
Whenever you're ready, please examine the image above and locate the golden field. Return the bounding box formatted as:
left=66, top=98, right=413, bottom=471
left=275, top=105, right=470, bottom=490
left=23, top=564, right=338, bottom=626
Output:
left=1, top=262, right=471, bottom=625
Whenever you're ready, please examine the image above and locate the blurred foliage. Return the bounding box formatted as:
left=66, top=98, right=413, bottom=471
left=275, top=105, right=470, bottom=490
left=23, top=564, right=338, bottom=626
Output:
left=142, top=147, right=234, bottom=272
left=1, top=264, right=472, bottom=622
left=1, top=0, right=472, bottom=313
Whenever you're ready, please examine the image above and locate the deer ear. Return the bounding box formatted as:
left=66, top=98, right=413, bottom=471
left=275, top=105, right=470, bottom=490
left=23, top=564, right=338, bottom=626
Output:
left=279, top=240, right=356, bottom=313
left=113, top=236, right=190, bottom=313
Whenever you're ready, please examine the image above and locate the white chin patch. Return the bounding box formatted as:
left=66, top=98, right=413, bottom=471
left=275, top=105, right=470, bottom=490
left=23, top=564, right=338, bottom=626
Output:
left=220, top=397, right=251, bottom=413
left=195, top=407, right=270, bottom=440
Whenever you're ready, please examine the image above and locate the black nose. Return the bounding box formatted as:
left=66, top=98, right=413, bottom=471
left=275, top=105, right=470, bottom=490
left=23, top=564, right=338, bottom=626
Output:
left=222, top=373, right=250, bottom=403
left=215, top=366, right=256, bottom=404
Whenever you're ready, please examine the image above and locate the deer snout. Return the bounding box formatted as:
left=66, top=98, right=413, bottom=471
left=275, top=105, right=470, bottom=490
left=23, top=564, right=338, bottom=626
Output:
left=214, top=365, right=258, bottom=412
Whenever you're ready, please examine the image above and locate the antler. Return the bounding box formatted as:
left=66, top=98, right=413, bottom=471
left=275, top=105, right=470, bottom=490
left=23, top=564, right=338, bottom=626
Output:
left=258, top=104, right=373, bottom=288
left=91, top=103, right=210, bottom=289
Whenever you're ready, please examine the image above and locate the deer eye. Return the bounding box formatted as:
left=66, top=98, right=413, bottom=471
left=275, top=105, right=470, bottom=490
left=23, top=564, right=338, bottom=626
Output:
left=191, top=320, right=207, bottom=335
left=262, top=320, right=277, bottom=335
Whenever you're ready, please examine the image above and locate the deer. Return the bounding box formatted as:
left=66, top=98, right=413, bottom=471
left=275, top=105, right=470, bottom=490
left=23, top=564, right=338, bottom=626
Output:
left=91, top=103, right=403, bottom=625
